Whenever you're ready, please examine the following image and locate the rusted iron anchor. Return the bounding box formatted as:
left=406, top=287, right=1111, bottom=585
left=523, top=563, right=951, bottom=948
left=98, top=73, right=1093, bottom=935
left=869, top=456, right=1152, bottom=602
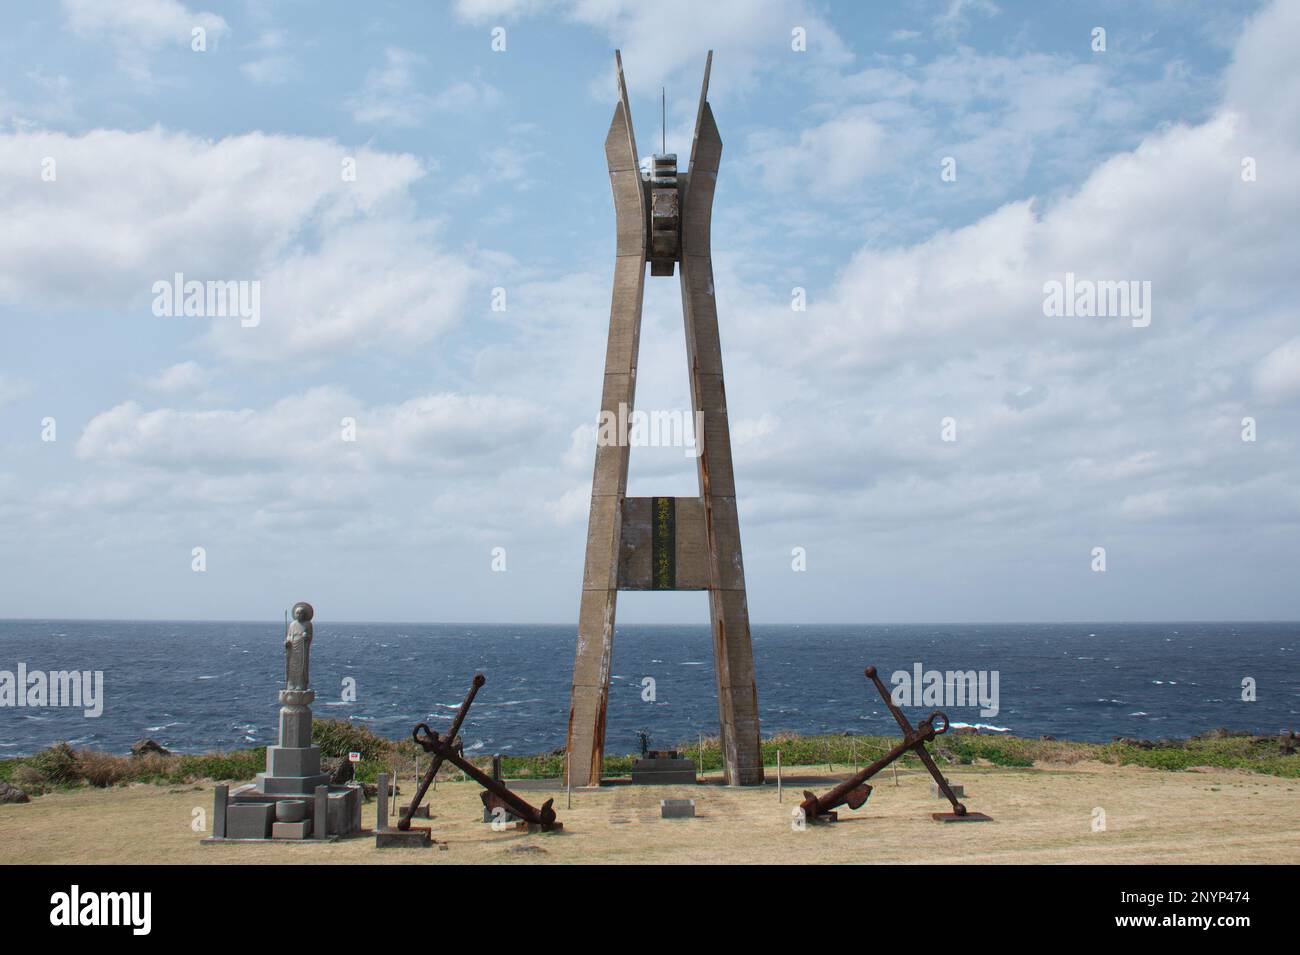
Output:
left=398, top=673, right=484, bottom=830
left=799, top=665, right=991, bottom=823
left=404, top=673, right=562, bottom=832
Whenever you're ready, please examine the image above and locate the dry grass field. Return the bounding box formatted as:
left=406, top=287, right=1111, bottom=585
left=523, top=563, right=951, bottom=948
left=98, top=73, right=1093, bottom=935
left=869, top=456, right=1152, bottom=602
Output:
left=2, top=760, right=1298, bottom=864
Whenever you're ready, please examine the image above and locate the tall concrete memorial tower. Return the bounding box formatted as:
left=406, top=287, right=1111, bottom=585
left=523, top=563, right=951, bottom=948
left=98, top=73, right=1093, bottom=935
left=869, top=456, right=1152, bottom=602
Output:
left=566, top=52, right=763, bottom=787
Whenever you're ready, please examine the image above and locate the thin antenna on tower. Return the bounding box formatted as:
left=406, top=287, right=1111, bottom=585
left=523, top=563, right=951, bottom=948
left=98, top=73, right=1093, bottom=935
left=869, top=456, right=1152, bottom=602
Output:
left=661, top=86, right=666, bottom=154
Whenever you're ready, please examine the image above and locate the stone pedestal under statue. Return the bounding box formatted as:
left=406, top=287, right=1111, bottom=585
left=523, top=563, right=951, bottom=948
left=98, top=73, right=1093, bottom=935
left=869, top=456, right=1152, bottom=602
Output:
left=256, top=687, right=330, bottom=794
left=204, top=602, right=361, bottom=843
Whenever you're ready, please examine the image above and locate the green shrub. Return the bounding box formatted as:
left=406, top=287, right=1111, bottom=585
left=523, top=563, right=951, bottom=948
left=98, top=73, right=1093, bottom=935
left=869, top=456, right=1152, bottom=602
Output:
left=312, top=719, right=393, bottom=762
left=173, top=749, right=264, bottom=783
left=2, top=729, right=1294, bottom=793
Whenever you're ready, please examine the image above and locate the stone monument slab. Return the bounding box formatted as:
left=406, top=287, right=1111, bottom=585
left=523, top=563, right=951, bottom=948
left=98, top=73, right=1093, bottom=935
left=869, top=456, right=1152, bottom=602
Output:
left=271, top=820, right=311, bottom=840
left=660, top=798, right=696, bottom=819
left=226, top=802, right=274, bottom=840
left=631, top=756, right=697, bottom=785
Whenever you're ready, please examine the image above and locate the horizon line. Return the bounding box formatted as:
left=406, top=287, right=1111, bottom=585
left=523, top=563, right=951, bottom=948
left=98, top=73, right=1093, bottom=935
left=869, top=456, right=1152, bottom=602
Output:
left=2, top=616, right=1297, bottom=628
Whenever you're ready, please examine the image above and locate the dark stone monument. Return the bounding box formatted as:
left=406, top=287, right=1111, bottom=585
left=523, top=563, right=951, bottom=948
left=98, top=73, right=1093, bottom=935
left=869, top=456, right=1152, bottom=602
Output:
left=630, top=736, right=697, bottom=785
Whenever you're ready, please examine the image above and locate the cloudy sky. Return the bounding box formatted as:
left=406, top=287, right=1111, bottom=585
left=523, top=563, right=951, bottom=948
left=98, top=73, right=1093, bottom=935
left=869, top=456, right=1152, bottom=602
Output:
left=1, top=0, right=1297, bottom=624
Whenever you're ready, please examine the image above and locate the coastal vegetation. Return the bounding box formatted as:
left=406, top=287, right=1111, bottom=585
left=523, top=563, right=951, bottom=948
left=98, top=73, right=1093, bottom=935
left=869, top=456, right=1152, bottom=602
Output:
left=2, top=721, right=1295, bottom=796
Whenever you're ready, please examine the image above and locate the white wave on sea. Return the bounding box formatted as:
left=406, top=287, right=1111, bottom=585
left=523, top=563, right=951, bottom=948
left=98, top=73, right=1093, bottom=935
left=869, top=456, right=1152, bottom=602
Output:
left=949, top=722, right=1010, bottom=733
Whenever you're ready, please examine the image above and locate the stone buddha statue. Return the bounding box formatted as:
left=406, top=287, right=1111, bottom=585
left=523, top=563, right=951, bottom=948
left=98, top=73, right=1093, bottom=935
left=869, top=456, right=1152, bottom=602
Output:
left=284, top=601, right=314, bottom=691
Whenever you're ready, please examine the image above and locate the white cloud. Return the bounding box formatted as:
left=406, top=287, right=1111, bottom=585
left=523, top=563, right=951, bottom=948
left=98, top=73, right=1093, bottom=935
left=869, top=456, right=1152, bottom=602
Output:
left=56, top=387, right=568, bottom=562
left=346, top=48, right=500, bottom=126
left=753, top=109, right=886, bottom=194
left=769, top=104, right=1293, bottom=374
left=204, top=219, right=477, bottom=362
left=764, top=46, right=1183, bottom=220
left=934, top=0, right=1000, bottom=38
left=695, top=0, right=1300, bottom=557
left=141, top=361, right=207, bottom=393
left=468, top=0, right=851, bottom=100
left=238, top=30, right=296, bottom=85
left=61, top=0, right=228, bottom=48
left=61, top=0, right=229, bottom=80
left=0, top=375, right=32, bottom=409
left=6, top=1, right=1299, bottom=624
left=1223, top=0, right=1300, bottom=144
left=1254, top=338, right=1300, bottom=401
left=0, top=127, right=477, bottom=361
left=453, top=0, right=553, bottom=23
left=240, top=56, right=294, bottom=85
left=0, top=72, right=78, bottom=131
left=545, top=482, right=591, bottom=525
left=75, top=388, right=547, bottom=474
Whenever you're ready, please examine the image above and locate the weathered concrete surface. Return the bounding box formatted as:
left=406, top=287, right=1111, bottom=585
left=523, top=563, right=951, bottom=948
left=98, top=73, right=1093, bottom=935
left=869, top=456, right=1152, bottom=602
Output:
left=565, top=52, right=763, bottom=788
left=679, top=103, right=762, bottom=785
left=565, top=53, right=645, bottom=789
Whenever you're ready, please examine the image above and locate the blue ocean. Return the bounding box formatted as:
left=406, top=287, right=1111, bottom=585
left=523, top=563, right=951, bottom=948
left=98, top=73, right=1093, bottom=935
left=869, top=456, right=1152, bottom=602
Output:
left=0, top=621, right=1296, bottom=757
